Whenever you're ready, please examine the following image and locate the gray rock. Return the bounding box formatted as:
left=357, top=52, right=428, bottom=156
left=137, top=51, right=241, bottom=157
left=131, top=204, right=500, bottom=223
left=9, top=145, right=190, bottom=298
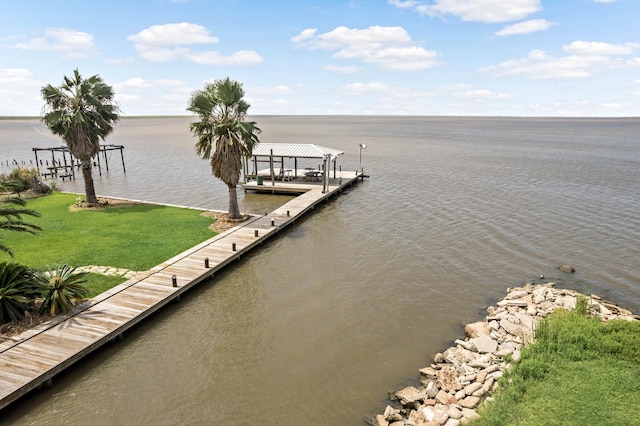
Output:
left=497, top=299, right=528, bottom=307
left=465, top=321, right=490, bottom=338
left=395, top=386, right=425, bottom=404
left=425, top=381, right=439, bottom=398
left=375, top=414, right=389, bottom=426
left=500, top=318, right=523, bottom=337
left=460, top=407, right=480, bottom=420
left=559, top=264, right=575, bottom=273
left=459, top=396, right=480, bottom=408
left=532, top=286, right=547, bottom=304
left=559, top=295, right=577, bottom=310
left=463, top=382, right=483, bottom=395
left=435, top=389, right=451, bottom=404
left=448, top=405, right=463, bottom=420
left=420, top=366, right=438, bottom=379
left=471, top=334, right=498, bottom=354
left=504, top=290, right=529, bottom=300
left=438, top=365, right=462, bottom=392
left=512, top=349, right=521, bottom=362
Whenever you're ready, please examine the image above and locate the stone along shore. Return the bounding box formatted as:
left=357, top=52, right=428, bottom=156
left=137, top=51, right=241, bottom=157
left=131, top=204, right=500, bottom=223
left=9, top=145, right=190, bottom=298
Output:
left=373, top=281, right=639, bottom=426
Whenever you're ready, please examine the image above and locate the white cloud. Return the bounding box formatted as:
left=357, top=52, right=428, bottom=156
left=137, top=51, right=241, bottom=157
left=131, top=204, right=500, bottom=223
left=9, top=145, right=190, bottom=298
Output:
left=290, top=28, right=317, bottom=43
left=9, top=28, right=96, bottom=58
left=453, top=88, right=512, bottom=100
left=387, top=0, right=421, bottom=9
left=390, top=0, right=542, bottom=23
left=128, top=23, right=262, bottom=65
left=252, top=85, right=299, bottom=95
left=113, top=77, right=193, bottom=115
left=323, top=64, right=361, bottom=74
left=593, top=0, right=616, bottom=3
left=0, top=68, right=43, bottom=115
left=339, top=82, right=436, bottom=99
left=563, top=40, right=637, bottom=56
left=482, top=40, right=639, bottom=79
left=188, top=50, right=262, bottom=65
left=128, top=22, right=219, bottom=46
left=291, top=25, right=440, bottom=71
left=495, top=19, right=554, bottom=36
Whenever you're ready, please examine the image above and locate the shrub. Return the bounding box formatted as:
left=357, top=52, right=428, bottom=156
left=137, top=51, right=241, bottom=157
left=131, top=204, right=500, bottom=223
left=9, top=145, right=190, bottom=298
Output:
left=0, top=166, right=51, bottom=195
left=36, top=264, right=89, bottom=316
left=0, top=262, right=38, bottom=324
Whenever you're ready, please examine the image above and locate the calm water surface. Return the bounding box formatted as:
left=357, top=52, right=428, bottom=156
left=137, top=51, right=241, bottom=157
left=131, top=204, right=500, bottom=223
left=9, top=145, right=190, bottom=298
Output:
left=1, top=116, right=639, bottom=425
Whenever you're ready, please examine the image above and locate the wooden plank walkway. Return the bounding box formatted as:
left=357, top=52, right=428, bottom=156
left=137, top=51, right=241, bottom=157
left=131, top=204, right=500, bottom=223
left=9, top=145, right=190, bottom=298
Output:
left=0, top=170, right=363, bottom=410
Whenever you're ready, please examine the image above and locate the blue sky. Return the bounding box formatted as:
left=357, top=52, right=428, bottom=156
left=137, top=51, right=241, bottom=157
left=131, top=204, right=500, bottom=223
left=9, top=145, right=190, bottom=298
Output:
left=1, top=0, right=638, bottom=116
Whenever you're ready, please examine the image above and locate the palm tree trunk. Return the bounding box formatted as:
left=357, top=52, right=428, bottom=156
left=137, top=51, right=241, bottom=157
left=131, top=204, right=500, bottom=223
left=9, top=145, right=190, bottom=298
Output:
left=227, top=184, right=241, bottom=219
left=81, top=160, right=98, bottom=204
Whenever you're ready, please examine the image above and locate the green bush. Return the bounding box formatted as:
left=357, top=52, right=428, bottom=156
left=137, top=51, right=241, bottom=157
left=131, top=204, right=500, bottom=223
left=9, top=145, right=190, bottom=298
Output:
left=36, top=264, right=89, bottom=316
left=0, top=166, right=51, bottom=195
left=0, top=261, right=38, bottom=324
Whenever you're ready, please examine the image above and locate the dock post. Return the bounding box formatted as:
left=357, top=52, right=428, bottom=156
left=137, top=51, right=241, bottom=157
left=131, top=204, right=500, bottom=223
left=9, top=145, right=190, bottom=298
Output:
left=232, top=243, right=237, bottom=251
left=172, top=275, right=177, bottom=287
left=255, top=230, right=259, bottom=237
left=204, top=257, right=210, bottom=268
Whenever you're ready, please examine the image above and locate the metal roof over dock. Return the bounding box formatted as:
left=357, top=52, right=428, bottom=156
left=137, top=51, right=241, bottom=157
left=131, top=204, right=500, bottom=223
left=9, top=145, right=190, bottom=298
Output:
left=251, top=143, right=344, bottom=159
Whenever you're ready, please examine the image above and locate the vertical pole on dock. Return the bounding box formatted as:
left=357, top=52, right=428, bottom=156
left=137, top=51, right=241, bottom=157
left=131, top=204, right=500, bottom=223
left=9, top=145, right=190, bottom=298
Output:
left=271, top=218, right=275, bottom=226
left=204, top=257, right=210, bottom=268
left=102, top=146, right=110, bottom=172
left=95, top=150, right=102, bottom=176
left=33, top=149, right=40, bottom=175
left=232, top=243, right=237, bottom=251
left=172, top=275, right=177, bottom=287
left=120, top=146, right=126, bottom=174
left=51, top=150, right=57, bottom=177
left=255, top=230, right=259, bottom=237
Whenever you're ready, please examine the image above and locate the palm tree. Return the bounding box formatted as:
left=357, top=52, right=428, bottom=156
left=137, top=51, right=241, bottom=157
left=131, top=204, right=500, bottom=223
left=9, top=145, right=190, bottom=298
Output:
left=0, top=195, right=41, bottom=258
left=187, top=77, right=261, bottom=219
left=41, top=69, right=120, bottom=205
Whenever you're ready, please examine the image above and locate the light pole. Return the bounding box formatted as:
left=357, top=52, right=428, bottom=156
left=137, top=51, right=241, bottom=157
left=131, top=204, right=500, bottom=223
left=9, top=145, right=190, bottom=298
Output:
left=358, top=143, right=367, bottom=173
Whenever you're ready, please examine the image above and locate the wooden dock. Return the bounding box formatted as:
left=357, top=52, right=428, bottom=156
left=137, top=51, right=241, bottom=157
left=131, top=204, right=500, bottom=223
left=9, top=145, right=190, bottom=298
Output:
left=0, top=170, right=363, bottom=410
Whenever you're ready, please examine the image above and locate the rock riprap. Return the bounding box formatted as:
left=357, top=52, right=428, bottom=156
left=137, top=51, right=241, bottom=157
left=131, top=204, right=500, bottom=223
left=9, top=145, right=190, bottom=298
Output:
left=373, top=282, right=638, bottom=426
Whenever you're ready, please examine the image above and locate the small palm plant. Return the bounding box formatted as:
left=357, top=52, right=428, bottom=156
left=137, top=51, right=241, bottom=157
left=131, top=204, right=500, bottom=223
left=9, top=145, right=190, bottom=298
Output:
left=37, top=264, right=89, bottom=316
left=0, top=262, right=37, bottom=324
left=0, top=195, right=42, bottom=258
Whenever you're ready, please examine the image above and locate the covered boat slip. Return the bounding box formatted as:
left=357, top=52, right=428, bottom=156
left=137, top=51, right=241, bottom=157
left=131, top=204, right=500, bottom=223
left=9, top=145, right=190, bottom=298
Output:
left=243, top=143, right=349, bottom=194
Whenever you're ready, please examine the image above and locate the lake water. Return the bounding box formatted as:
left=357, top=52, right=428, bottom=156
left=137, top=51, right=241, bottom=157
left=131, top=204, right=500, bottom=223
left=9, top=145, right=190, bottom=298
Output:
left=1, top=116, right=639, bottom=425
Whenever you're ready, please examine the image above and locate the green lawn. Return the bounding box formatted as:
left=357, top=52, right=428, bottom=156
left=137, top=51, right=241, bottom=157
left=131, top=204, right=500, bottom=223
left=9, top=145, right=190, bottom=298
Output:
left=471, top=308, right=640, bottom=426
left=2, top=192, right=217, bottom=295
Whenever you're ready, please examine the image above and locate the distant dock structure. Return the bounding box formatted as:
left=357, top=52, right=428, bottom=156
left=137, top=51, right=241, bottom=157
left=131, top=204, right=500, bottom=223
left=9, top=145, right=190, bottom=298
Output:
left=32, top=144, right=126, bottom=180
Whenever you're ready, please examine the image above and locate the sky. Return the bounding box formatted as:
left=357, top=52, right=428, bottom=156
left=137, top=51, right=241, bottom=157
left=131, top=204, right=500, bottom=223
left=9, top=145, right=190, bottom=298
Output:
left=1, top=0, right=639, bottom=117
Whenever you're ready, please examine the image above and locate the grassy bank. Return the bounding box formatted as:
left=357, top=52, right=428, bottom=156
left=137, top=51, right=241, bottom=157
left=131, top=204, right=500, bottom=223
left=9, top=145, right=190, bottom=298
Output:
left=471, top=307, right=640, bottom=425
left=3, top=192, right=216, bottom=296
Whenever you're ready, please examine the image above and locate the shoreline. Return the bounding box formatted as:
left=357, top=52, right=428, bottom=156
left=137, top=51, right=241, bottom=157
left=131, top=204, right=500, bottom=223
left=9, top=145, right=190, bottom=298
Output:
left=373, top=281, right=639, bottom=426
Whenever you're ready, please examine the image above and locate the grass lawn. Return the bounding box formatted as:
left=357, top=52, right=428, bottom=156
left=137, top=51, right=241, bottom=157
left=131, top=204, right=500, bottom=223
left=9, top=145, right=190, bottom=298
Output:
left=3, top=192, right=217, bottom=295
left=471, top=308, right=640, bottom=426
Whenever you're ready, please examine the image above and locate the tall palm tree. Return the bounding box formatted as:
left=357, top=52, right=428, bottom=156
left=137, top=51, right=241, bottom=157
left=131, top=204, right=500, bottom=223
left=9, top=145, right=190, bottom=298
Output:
left=187, top=78, right=261, bottom=219
left=41, top=69, right=120, bottom=205
left=0, top=196, right=41, bottom=257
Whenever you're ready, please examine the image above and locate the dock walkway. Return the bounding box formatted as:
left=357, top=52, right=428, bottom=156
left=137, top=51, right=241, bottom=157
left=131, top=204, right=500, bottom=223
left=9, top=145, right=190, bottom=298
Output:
left=0, top=170, right=363, bottom=410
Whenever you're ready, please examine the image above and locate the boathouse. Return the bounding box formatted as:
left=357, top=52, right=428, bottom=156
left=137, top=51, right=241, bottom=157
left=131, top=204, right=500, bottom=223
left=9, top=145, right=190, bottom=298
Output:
left=244, top=143, right=344, bottom=193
